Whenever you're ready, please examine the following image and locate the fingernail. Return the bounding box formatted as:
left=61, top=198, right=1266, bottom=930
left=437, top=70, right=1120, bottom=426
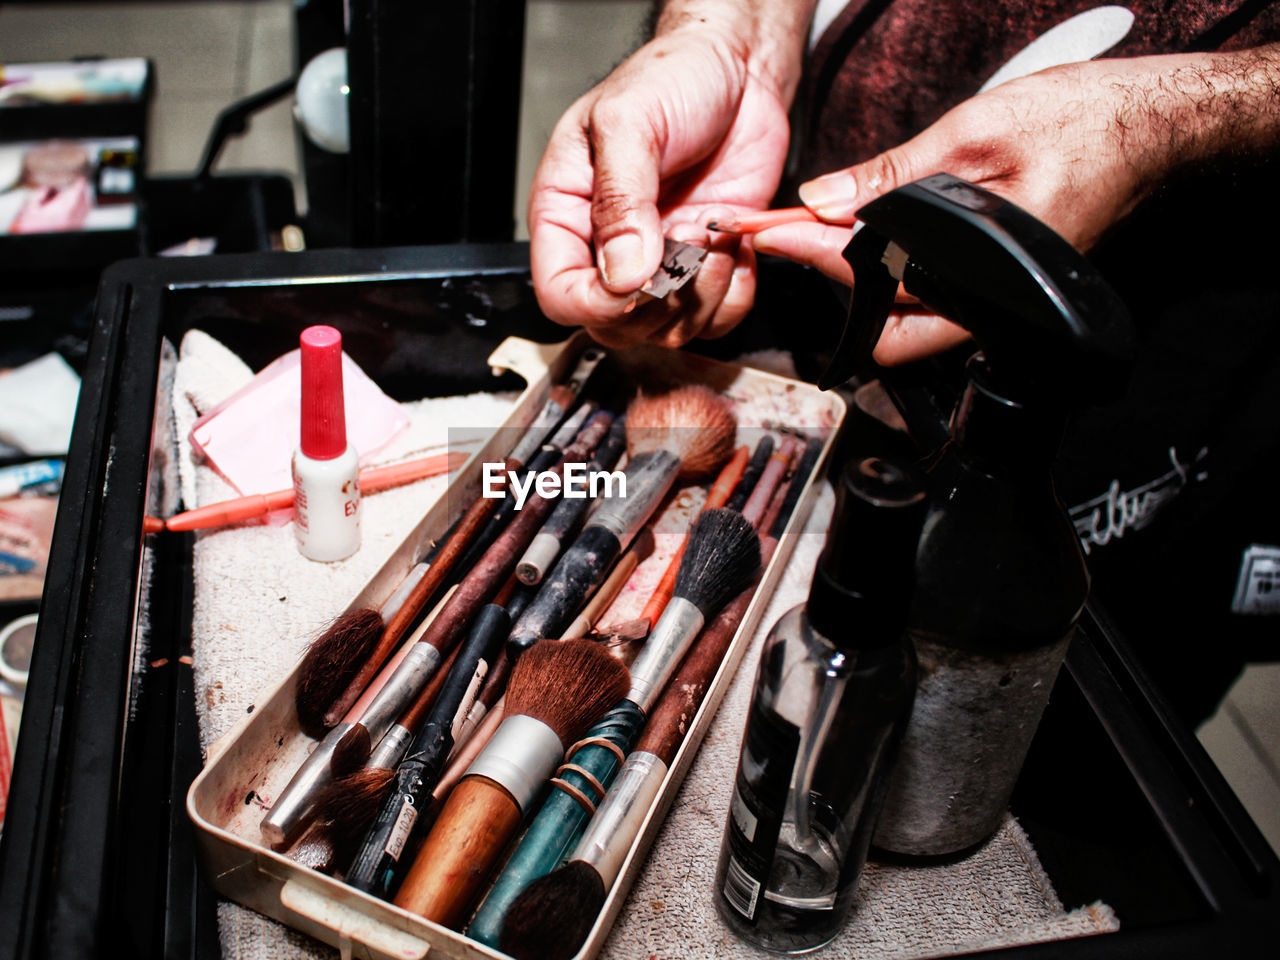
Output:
left=599, top=232, right=647, bottom=287
left=798, top=172, right=857, bottom=221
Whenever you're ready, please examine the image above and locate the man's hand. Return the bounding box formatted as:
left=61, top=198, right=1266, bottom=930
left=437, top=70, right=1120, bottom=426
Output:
left=755, top=45, right=1280, bottom=365
left=528, top=1, right=813, bottom=348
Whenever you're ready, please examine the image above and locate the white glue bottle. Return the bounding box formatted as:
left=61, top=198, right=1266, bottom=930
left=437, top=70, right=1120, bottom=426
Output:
left=292, top=325, right=361, bottom=561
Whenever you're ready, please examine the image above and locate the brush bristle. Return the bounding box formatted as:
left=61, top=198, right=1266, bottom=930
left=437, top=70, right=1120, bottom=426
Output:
left=626, top=385, right=736, bottom=479
left=499, top=860, right=606, bottom=960
left=674, top=508, right=762, bottom=617
left=505, top=639, right=631, bottom=745
left=295, top=608, right=384, bottom=738
left=312, top=766, right=395, bottom=839
left=330, top=723, right=372, bottom=777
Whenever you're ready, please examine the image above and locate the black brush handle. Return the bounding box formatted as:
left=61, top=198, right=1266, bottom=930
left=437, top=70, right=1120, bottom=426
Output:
left=770, top=437, right=823, bottom=540
left=344, top=604, right=510, bottom=896
left=727, top=436, right=774, bottom=512
left=543, top=419, right=627, bottom=542
left=507, top=524, right=623, bottom=657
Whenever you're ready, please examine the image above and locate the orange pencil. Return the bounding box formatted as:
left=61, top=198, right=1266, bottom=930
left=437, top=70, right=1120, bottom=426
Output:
left=707, top=207, right=823, bottom=234
left=162, top=450, right=467, bottom=531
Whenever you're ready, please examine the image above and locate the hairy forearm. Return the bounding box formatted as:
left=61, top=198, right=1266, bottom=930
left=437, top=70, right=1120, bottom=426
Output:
left=1110, top=43, right=1280, bottom=181
left=653, top=0, right=817, bottom=105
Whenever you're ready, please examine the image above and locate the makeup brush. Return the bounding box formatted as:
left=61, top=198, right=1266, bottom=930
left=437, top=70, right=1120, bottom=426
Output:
left=451, top=400, right=599, bottom=581
left=725, top=435, right=773, bottom=512
left=391, top=638, right=630, bottom=928
left=343, top=603, right=511, bottom=896
left=321, top=383, right=580, bottom=727
left=261, top=586, right=457, bottom=849
left=163, top=451, right=465, bottom=531
left=630, top=444, right=750, bottom=635
left=498, top=477, right=810, bottom=960
left=740, top=436, right=797, bottom=528
left=466, top=508, right=760, bottom=947
left=309, top=582, right=537, bottom=856
left=516, top=415, right=628, bottom=585
left=294, top=545, right=447, bottom=738
left=706, top=206, right=823, bottom=234
left=329, top=411, right=615, bottom=773
left=559, top=527, right=654, bottom=640
left=506, top=384, right=736, bottom=656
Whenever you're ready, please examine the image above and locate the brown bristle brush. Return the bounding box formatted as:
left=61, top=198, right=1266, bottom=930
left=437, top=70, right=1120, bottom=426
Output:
left=506, top=384, right=737, bottom=657
left=390, top=638, right=630, bottom=929
left=294, top=607, right=385, bottom=738
left=624, top=383, right=737, bottom=475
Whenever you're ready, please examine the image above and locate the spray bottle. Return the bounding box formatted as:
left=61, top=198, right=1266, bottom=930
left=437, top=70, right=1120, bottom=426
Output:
left=819, top=173, right=1136, bottom=857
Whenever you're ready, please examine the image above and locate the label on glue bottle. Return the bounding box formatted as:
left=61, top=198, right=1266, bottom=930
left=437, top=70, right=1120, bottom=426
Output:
left=292, top=444, right=361, bottom=561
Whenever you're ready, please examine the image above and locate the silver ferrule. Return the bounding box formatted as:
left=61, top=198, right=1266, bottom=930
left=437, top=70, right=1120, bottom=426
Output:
left=626, top=596, right=705, bottom=713
left=355, top=642, right=442, bottom=744
left=588, top=449, right=680, bottom=547
left=367, top=722, right=414, bottom=770
left=464, top=713, right=563, bottom=812
left=572, top=751, right=668, bottom=885
left=260, top=722, right=348, bottom=847
left=516, top=531, right=560, bottom=585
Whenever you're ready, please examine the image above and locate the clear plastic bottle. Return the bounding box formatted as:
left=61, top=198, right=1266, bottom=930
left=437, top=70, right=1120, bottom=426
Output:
left=714, top=458, right=925, bottom=952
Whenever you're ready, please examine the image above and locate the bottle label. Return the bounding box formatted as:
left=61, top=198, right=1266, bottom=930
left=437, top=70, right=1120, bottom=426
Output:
left=720, top=702, right=800, bottom=923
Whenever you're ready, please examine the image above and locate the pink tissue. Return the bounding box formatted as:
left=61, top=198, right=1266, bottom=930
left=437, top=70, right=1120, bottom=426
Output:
left=190, top=347, right=408, bottom=499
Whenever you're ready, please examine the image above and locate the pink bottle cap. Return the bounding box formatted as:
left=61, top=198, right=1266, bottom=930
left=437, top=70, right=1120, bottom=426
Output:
left=299, top=325, right=347, bottom=460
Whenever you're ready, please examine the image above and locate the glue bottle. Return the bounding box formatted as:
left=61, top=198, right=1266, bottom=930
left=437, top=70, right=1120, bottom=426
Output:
left=714, top=457, right=926, bottom=952
left=293, top=325, right=361, bottom=561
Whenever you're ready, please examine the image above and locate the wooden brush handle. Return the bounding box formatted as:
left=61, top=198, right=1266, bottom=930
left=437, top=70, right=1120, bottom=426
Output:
left=638, top=445, right=751, bottom=627
left=392, top=776, right=524, bottom=928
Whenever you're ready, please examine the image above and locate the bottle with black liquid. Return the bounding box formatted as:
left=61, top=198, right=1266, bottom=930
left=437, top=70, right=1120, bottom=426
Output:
left=714, top=457, right=926, bottom=952
left=817, top=173, right=1136, bottom=857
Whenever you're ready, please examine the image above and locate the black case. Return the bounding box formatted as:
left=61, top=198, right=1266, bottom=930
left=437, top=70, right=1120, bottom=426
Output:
left=0, top=244, right=1275, bottom=960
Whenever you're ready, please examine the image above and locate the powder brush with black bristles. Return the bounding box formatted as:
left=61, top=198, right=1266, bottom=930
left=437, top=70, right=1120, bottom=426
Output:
left=390, top=639, right=630, bottom=929
left=496, top=483, right=809, bottom=960
left=507, top=384, right=737, bottom=657
left=465, top=508, right=761, bottom=948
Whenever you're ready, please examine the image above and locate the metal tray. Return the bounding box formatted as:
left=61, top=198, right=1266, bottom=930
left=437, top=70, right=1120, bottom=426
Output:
left=185, top=333, right=844, bottom=960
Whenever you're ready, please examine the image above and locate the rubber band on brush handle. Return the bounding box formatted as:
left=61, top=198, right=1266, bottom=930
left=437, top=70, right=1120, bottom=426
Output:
left=465, top=700, right=645, bottom=947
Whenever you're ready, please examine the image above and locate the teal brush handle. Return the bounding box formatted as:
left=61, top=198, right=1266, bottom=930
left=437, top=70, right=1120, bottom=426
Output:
left=466, top=699, right=644, bottom=946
